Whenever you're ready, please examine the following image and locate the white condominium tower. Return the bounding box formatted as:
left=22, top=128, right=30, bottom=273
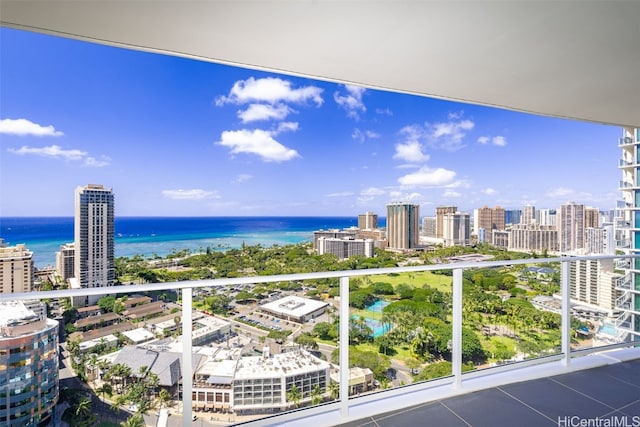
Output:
left=616, top=127, right=640, bottom=341
left=74, top=184, right=115, bottom=306
left=386, top=202, right=420, bottom=250
left=442, top=212, right=470, bottom=247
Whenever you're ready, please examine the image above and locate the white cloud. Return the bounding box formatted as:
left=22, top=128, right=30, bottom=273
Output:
left=442, top=189, right=461, bottom=198
left=215, top=77, right=323, bottom=106
left=547, top=187, right=575, bottom=198
left=326, top=191, right=354, bottom=197
left=334, top=85, right=366, bottom=119
left=0, top=118, right=63, bottom=136
left=482, top=188, right=497, bottom=195
left=233, top=174, right=253, bottom=183
left=238, top=103, right=293, bottom=123
left=398, top=166, right=456, bottom=187
left=7, top=144, right=110, bottom=167
left=360, top=187, right=386, bottom=196
left=478, top=135, right=507, bottom=146
left=389, top=191, right=422, bottom=201
left=83, top=156, right=111, bottom=167
left=376, top=108, right=393, bottom=116
left=428, top=118, right=474, bottom=150
left=394, top=140, right=430, bottom=163
left=162, top=189, right=220, bottom=200
left=352, top=128, right=381, bottom=143
left=275, top=122, right=299, bottom=134
left=216, top=129, right=299, bottom=162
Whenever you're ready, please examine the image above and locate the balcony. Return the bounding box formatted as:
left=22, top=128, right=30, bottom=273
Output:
left=619, top=136, right=636, bottom=146
left=615, top=273, right=632, bottom=290
left=618, top=159, right=637, bottom=169
left=618, top=180, right=635, bottom=190
left=2, top=254, right=640, bottom=427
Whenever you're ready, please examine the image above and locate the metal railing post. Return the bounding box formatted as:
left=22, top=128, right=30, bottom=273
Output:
left=182, top=287, right=193, bottom=426
left=452, top=268, right=463, bottom=389
left=339, top=276, right=350, bottom=418
left=561, top=260, right=571, bottom=366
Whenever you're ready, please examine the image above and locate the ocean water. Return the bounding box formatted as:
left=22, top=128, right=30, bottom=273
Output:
left=0, top=216, right=362, bottom=268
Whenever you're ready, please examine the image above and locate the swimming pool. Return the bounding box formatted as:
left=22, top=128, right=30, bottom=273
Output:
left=367, top=300, right=390, bottom=313
left=351, top=316, right=389, bottom=338
left=598, top=322, right=617, bottom=337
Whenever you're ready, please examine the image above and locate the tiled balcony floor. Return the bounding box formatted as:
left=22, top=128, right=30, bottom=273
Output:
left=336, top=358, right=640, bottom=427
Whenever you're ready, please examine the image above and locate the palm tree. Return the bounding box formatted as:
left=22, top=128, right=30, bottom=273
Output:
left=310, top=384, right=323, bottom=405
left=120, top=413, right=145, bottom=427
left=157, top=388, right=171, bottom=409
left=75, top=396, right=92, bottom=418
left=96, top=383, right=113, bottom=401
left=328, top=381, right=339, bottom=401
left=286, top=384, right=302, bottom=409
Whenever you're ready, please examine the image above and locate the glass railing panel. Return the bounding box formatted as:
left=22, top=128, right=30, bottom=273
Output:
left=462, top=260, right=563, bottom=374
left=346, top=270, right=454, bottom=391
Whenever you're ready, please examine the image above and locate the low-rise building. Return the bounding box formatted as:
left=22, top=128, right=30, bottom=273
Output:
left=259, top=296, right=328, bottom=323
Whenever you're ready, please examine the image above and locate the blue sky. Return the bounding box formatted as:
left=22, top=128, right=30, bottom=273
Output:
left=0, top=27, right=623, bottom=217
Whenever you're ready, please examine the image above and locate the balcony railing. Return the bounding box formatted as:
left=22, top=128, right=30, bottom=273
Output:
left=618, top=159, right=637, bottom=168
left=615, top=273, right=632, bottom=290
left=2, top=254, right=639, bottom=427
left=619, top=136, right=636, bottom=146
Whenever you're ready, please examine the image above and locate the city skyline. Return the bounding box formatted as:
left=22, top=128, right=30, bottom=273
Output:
left=0, top=27, right=622, bottom=218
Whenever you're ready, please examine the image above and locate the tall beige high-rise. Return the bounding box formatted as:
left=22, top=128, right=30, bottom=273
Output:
left=475, top=206, right=505, bottom=244
left=0, top=239, right=34, bottom=294
left=557, top=201, right=585, bottom=253
left=73, top=184, right=115, bottom=306
left=435, top=206, right=457, bottom=239
left=386, top=202, right=420, bottom=250
left=358, top=211, right=378, bottom=230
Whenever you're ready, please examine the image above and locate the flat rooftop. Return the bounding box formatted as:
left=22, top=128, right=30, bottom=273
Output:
left=261, top=295, right=328, bottom=318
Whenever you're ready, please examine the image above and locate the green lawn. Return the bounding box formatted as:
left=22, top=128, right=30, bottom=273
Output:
left=369, top=271, right=452, bottom=293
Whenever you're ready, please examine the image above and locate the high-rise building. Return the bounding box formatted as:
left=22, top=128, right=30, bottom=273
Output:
left=584, top=207, right=601, bottom=229
left=0, top=300, right=59, bottom=426
left=558, top=202, right=585, bottom=253
left=504, top=209, right=521, bottom=225
left=585, top=227, right=614, bottom=255
left=569, top=259, right=621, bottom=317
left=317, top=237, right=375, bottom=259
left=55, top=242, right=75, bottom=281
left=521, top=205, right=536, bottom=225
left=508, top=224, right=558, bottom=254
left=73, top=184, right=115, bottom=307
left=475, top=206, right=505, bottom=244
left=357, top=212, right=378, bottom=230
left=442, top=212, right=470, bottom=247
left=386, top=202, right=420, bottom=250
left=537, top=209, right=557, bottom=226
left=616, top=127, right=640, bottom=341
left=313, top=230, right=358, bottom=251
left=422, top=216, right=436, bottom=238
left=435, top=206, right=457, bottom=239
left=0, top=240, right=34, bottom=294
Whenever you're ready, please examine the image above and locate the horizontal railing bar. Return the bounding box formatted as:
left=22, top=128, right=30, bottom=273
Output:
left=4, top=254, right=633, bottom=302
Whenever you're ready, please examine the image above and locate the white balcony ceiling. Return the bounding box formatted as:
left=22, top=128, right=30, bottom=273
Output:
left=1, top=1, right=639, bottom=127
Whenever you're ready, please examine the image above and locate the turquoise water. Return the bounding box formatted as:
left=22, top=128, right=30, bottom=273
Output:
left=0, top=216, right=364, bottom=268
left=598, top=322, right=617, bottom=336
left=367, top=300, right=390, bottom=313
left=350, top=300, right=391, bottom=338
